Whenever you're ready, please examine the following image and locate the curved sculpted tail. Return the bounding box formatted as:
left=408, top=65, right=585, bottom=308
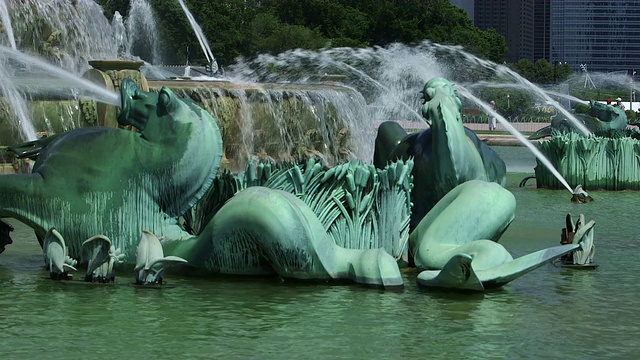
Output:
left=187, top=187, right=403, bottom=288
left=0, top=173, right=44, bottom=229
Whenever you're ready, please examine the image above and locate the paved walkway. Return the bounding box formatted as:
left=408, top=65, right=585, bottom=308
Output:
left=380, top=120, right=550, bottom=133
left=377, top=121, right=550, bottom=146
left=464, top=122, right=550, bottom=133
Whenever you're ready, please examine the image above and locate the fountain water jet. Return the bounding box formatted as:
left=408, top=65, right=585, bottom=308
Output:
left=126, top=0, right=161, bottom=64
left=0, top=0, right=15, bottom=50
left=176, top=0, right=217, bottom=71
left=456, top=86, right=574, bottom=193
left=0, top=46, right=120, bottom=106
left=543, top=90, right=589, bottom=106
left=467, top=81, right=590, bottom=106
left=429, top=42, right=592, bottom=137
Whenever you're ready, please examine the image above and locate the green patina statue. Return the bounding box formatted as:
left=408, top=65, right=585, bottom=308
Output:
left=374, top=77, right=507, bottom=228
left=530, top=99, right=628, bottom=140
left=532, top=100, right=640, bottom=190
left=0, top=78, right=222, bottom=258
left=0, top=79, right=403, bottom=288
left=0, top=76, right=593, bottom=292
left=374, top=78, right=591, bottom=291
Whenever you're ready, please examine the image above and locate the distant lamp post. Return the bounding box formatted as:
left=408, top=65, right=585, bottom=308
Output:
left=554, top=61, right=567, bottom=83
left=507, top=94, right=510, bottom=108
left=631, top=70, right=636, bottom=111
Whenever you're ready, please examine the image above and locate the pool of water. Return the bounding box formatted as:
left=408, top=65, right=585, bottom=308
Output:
left=1, top=147, right=638, bottom=359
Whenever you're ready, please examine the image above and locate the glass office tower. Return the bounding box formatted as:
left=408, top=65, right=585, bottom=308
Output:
left=551, top=1, right=640, bottom=75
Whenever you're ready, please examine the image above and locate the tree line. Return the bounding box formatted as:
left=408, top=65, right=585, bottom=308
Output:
left=97, top=0, right=507, bottom=66
left=97, top=0, right=595, bottom=123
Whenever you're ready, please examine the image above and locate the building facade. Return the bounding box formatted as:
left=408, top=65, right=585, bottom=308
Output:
left=474, top=0, right=535, bottom=63
left=450, top=0, right=474, bottom=23
left=534, top=0, right=551, bottom=62
left=550, top=1, right=640, bottom=75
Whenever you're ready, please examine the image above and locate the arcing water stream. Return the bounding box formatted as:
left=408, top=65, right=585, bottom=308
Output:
left=428, top=42, right=592, bottom=137
left=0, top=0, right=15, bottom=50
left=176, top=0, right=216, bottom=70
left=0, top=1, right=597, bottom=181
left=0, top=46, right=120, bottom=106
left=456, top=86, right=574, bottom=193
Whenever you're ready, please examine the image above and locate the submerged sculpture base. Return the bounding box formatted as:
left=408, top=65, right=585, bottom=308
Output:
left=552, top=260, right=599, bottom=270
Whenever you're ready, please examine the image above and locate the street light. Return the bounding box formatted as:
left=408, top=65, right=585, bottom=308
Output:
left=631, top=70, right=636, bottom=111
left=507, top=94, right=510, bottom=108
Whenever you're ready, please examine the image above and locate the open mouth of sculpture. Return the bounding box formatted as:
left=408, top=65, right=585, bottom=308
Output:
left=117, top=78, right=139, bottom=125
left=116, top=78, right=153, bottom=131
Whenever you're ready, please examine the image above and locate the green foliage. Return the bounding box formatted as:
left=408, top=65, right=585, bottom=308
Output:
left=248, top=13, right=328, bottom=55
left=95, top=0, right=508, bottom=66
left=533, top=59, right=554, bottom=84
left=514, top=59, right=534, bottom=79
left=555, top=63, right=573, bottom=81
left=626, top=110, right=636, bottom=122
left=512, top=59, right=574, bottom=84
left=473, top=87, right=533, bottom=118
left=574, top=104, right=591, bottom=114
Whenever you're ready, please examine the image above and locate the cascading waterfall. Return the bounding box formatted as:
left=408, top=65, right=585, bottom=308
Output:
left=172, top=84, right=372, bottom=168
left=229, top=44, right=446, bottom=128
left=0, top=0, right=36, bottom=142
left=6, top=0, right=161, bottom=73
left=0, top=0, right=16, bottom=50
left=0, top=64, right=38, bottom=142
left=8, top=0, right=120, bottom=73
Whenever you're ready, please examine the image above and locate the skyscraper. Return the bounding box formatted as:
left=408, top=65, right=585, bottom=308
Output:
left=550, top=1, right=640, bottom=74
left=450, top=0, right=474, bottom=23
left=534, top=0, right=551, bottom=62
left=474, top=0, right=534, bottom=63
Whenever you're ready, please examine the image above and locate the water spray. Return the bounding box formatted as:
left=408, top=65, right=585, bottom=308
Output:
left=456, top=85, right=574, bottom=194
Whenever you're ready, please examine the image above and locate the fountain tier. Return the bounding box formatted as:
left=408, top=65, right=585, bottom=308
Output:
left=0, top=61, right=374, bottom=171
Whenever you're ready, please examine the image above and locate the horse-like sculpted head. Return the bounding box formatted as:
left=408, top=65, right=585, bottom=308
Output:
left=588, top=99, right=628, bottom=130
left=114, top=78, right=223, bottom=217
left=0, top=77, right=222, bottom=260
left=420, top=77, right=463, bottom=126
left=118, top=78, right=200, bottom=143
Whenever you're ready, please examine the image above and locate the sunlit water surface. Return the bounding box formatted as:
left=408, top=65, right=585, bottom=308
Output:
left=1, top=146, right=638, bottom=359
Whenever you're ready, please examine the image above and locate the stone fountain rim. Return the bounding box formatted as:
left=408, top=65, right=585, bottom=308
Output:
left=88, top=60, right=145, bottom=71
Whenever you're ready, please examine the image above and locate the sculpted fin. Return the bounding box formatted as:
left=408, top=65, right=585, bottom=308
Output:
left=416, top=253, right=484, bottom=291
left=135, top=231, right=187, bottom=285
left=475, top=244, right=578, bottom=289
left=43, top=228, right=77, bottom=279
